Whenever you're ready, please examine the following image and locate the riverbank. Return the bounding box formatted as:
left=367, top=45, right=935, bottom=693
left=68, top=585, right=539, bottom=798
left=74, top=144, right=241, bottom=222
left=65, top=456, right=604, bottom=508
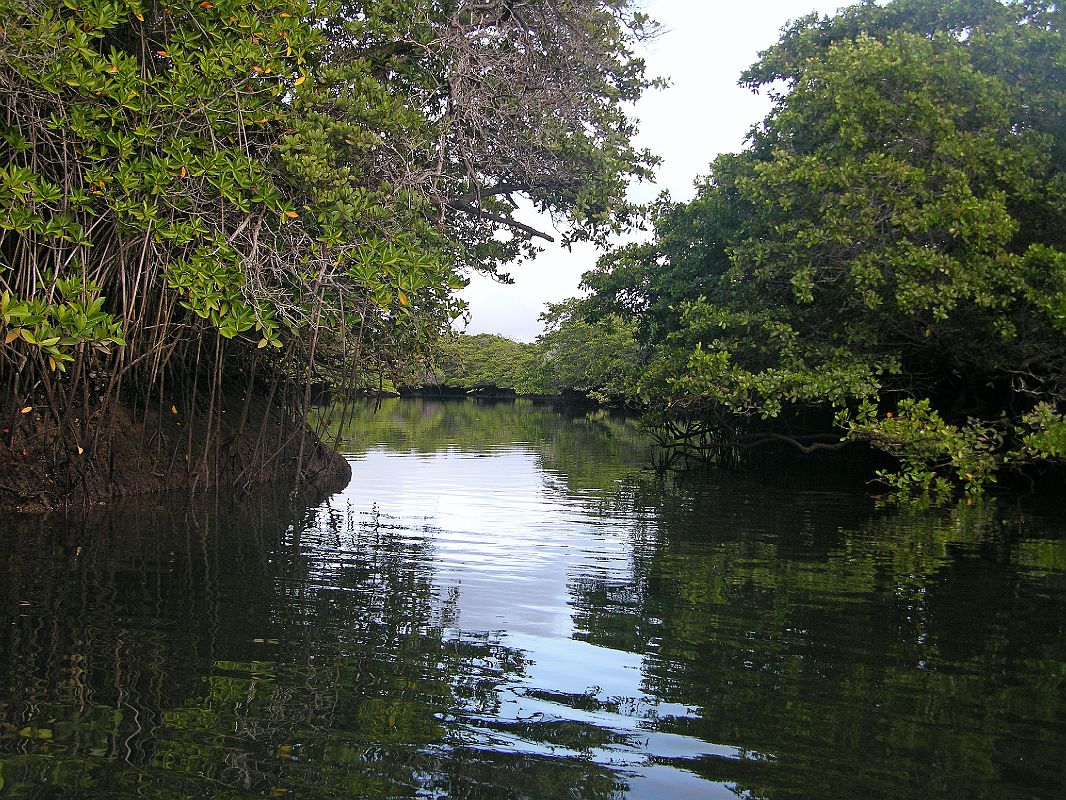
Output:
left=0, top=394, right=351, bottom=514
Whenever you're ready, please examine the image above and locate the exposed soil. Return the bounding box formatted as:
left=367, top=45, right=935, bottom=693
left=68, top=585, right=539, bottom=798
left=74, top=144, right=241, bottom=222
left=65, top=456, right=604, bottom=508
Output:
left=0, top=392, right=351, bottom=514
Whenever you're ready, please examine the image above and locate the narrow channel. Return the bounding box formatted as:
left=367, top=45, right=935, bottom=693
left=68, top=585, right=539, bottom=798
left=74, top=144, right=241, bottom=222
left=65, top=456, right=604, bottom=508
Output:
left=2, top=398, right=1064, bottom=799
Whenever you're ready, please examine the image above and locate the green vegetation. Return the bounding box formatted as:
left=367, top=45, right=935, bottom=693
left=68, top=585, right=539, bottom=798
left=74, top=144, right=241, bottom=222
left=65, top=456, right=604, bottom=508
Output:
left=434, top=333, right=541, bottom=393
left=578, top=0, right=1066, bottom=499
left=0, top=0, right=656, bottom=503
left=532, top=300, right=642, bottom=401
left=427, top=306, right=641, bottom=401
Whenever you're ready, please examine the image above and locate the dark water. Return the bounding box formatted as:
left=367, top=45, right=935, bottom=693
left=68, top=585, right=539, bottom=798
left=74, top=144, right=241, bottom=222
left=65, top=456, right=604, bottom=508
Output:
left=2, top=398, right=1065, bottom=799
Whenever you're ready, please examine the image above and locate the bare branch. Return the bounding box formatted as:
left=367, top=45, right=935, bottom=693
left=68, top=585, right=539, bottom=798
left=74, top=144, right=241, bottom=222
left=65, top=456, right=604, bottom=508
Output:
left=446, top=200, right=555, bottom=242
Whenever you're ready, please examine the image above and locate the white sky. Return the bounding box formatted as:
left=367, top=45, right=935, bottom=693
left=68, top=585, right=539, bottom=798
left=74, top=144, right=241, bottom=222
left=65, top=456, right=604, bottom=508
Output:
left=459, top=0, right=847, bottom=342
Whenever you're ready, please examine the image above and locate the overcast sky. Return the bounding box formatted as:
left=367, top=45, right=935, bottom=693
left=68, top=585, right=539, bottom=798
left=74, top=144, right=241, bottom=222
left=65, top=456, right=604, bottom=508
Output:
left=458, top=0, right=847, bottom=341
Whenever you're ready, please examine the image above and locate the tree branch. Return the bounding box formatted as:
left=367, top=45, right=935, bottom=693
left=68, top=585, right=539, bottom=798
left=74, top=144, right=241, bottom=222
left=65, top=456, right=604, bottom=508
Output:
left=450, top=182, right=528, bottom=206
left=737, top=431, right=850, bottom=454
left=446, top=200, right=556, bottom=242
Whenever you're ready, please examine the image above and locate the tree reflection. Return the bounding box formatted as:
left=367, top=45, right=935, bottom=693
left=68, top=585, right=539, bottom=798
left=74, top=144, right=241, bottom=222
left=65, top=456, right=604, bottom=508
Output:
left=570, top=479, right=1066, bottom=799
left=0, top=495, right=624, bottom=799
left=4, top=401, right=1065, bottom=800
left=312, top=397, right=651, bottom=494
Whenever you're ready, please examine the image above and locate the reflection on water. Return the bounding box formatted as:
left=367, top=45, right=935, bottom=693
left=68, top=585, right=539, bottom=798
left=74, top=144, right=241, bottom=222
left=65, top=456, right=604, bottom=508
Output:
left=2, top=398, right=1065, bottom=799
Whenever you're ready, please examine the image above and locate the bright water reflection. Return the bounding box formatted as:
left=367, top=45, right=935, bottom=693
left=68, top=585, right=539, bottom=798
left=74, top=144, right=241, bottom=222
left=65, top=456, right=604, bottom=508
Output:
left=2, top=398, right=1065, bottom=799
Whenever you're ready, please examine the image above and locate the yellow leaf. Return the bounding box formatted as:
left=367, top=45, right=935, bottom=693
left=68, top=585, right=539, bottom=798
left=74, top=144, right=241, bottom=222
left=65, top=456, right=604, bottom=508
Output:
left=77, top=446, right=84, bottom=455
left=20, top=406, right=32, bottom=414
left=108, top=64, right=118, bottom=74
left=179, top=165, right=187, bottom=178
left=135, top=12, right=144, bottom=21
left=284, top=210, right=298, bottom=218
left=170, top=405, right=178, bottom=414
left=156, top=50, right=167, bottom=57
left=4, top=329, right=20, bottom=344
left=398, top=291, right=408, bottom=306
left=257, top=338, right=269, bottom=348
left=293, top=75, right=305, bottom=86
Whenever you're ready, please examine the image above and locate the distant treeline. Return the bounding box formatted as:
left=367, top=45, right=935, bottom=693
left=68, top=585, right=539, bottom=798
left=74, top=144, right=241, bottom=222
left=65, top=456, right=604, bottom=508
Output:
left=417, top=302, right=642, bottom=404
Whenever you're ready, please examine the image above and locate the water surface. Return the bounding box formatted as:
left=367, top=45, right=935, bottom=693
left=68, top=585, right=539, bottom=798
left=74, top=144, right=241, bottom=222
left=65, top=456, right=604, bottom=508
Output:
left=2, top=398, right=1065, bottom=798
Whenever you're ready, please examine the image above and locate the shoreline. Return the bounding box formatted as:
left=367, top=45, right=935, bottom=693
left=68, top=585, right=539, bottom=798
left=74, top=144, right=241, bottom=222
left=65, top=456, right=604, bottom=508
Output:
left=0, top=398, right=352, bottom=515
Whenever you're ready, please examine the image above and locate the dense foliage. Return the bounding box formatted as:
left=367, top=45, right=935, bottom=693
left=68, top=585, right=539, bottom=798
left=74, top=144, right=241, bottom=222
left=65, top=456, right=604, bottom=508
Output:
left=531, top=300, right=642, bottom=400
left=429, top=308, right=640, bottom=402
left=583, top=0, right=1066, bottom=498
left=0, top=0, right=656, bottom=497
left=433, top=333, right=540, bottom=393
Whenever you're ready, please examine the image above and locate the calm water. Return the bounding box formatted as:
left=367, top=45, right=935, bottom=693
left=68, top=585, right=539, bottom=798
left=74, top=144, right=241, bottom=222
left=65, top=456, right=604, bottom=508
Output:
left=2, top=398, right=1065, bottom=799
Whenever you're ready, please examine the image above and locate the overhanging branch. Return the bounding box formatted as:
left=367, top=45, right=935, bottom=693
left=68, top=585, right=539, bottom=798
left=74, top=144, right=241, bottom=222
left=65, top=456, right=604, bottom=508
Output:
left=446, top=199, right=556, bottom=242
left=737, top=431, right=849, bottom=454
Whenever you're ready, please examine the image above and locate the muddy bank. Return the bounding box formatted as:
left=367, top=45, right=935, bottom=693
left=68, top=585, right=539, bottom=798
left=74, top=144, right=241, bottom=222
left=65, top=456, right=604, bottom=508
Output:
left=0, top=393, right=351, bottom=514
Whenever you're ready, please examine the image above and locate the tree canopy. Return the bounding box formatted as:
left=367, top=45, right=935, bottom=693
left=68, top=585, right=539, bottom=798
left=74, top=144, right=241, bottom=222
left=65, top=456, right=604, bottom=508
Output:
left=583, top=0, right=1066, bottom=498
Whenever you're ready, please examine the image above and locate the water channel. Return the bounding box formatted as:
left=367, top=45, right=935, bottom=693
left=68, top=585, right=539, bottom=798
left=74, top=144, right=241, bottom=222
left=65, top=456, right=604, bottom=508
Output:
left=2, top=398, right=1065, bottom=798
